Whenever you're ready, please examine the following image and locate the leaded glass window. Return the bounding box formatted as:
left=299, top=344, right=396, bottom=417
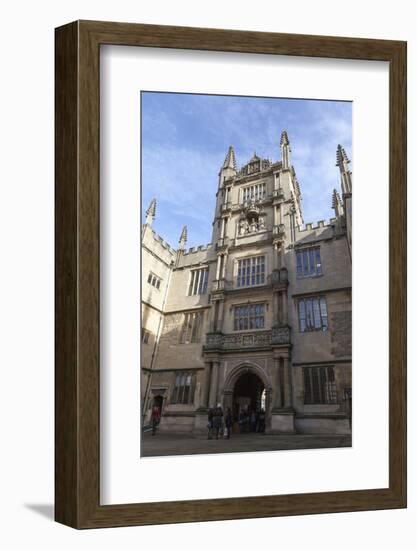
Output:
left=179, top=311, right=203, bottom=344
left=237, top=256, right=265, bottom=287
left=171, top=371, right=196, bottom=404
left=296, top=247, right=323, bottom=278
left=233, top=303, right=265, bottom=331
left=298, top=296, right=328, bottom=332
left=303, top=366, right=337, bottom=404
left=147, top=272, right=161, bottom=289
left=242, top=183, right=266, bottom=202
left=188, top=268, right=209, bottom=296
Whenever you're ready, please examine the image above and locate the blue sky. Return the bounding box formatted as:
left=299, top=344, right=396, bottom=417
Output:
left=141, top=92, right=352, bottom=249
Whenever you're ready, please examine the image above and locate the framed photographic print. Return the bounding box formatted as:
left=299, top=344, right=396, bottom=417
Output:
left=55, top=20, right=406, bottom=528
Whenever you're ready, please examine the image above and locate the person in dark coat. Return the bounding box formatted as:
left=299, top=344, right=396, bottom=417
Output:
left=212, top=403, right=224, bottom=440
left=258, top=408, right=266, bottom=433
left=250, top=410, right=257, bottom=432
left=224, top=407, right=232, bottom=439
left=151, top=405, right=161, bottom=436
left=207, top=407, right=214, bottom=439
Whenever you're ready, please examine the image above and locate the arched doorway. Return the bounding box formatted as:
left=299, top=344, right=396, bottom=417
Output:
left=232, top=371, right=265, bottom=433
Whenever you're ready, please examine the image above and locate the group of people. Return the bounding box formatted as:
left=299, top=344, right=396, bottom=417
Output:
left=207, top=404, right=233, bottom=439
left=207, top=404, right=266, bottom=439
left=237, top=407, right=266, bottom=433
left=151, top=402, right=267, bottom=438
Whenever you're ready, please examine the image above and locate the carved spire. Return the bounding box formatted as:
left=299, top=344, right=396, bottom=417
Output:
left=280, top=130, right=290, bottom=146
left=280, top=130, right=291, bottom=169
left=295, top=176, right=301, bottom=197
left=336, top=144, right=352, bottom=195
left=332, top=189, right=344, bottom=217
left=336, top=144, right=350, bottom=171
left=219, top=145, right=237, bottom=185
left=178, top=225, right=188, bottom=249
left=145, top=198, right=156, bottom=226
left=222, top=146, right=237, bottom=171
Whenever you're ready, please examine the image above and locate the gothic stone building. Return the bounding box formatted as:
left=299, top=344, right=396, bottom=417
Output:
left=141, top=132, right=352, bottom=435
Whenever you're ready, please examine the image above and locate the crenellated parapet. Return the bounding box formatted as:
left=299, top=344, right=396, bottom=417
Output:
left=294, top=217, right=343, bottom=246
left=142, top=227, right=176, bottom=257
left=182, top=243, right=213, bottom=255
left=298, top=220, right=333, bottom=232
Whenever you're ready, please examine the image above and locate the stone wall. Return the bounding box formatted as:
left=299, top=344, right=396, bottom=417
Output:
left=154, top=310, right=208, bottom=371
left=331, top=310, right=352, bottom=358
left=141, top=303, right=162, bottom=370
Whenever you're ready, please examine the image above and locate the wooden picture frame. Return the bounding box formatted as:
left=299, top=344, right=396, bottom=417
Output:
left=55, top=20, right=407, bottom=528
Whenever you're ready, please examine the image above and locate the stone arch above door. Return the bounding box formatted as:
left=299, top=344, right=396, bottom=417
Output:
left=223, top=361, right=272, bottom=393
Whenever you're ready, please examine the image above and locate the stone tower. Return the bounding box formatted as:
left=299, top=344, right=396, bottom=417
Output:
left=141, top=132, right=352, bottom=438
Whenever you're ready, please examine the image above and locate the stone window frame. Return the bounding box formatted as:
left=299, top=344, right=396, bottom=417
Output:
left=178, top=310, right=204, bottom=344
left=147, top=271, right=162, bottom=290
left=187, top=266, right=209, bottom=296
left=235, top=254, right=266, bottom=288
left=232, top=301, right=266, bottom=331
left=295, top=246, right=323, bottom=279
left=297, top=295, right=329, bottom=332
left=302, top=365, right=337, bottom=404
left=241, top=181, right=266, bottom=203
left=171, top=371, right=196, bottom=405
left=141, top=328, right=151, bottom=344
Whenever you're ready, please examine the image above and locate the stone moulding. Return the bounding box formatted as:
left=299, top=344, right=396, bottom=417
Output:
left=272, top=223, right=285, bottom=237
left=204, top=326, right=291, bottom=351
left=271, top=325, right=291, bottom=345
left=204, top=330, right=270, bottom=350
left=271, top=267, right=288, bottom=288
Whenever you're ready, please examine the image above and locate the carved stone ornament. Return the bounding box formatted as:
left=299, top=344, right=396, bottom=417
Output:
left=271, top=325, right=291, bottom=345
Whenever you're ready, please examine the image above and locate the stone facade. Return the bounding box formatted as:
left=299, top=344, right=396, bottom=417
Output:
left=141, top=134, right=352, bottom=436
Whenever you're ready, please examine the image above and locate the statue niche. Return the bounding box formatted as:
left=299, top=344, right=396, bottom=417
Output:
left=238, top=201, right=266, bottom=235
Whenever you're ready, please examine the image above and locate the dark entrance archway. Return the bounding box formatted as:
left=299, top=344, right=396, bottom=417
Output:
left=232, top=372, right=265, bottom=433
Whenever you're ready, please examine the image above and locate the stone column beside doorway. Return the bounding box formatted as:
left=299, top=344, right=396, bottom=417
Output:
left=270, top=355, right=295, bottom=434
left=209, top=361, right=220, bottom=408
left=193, top=361, right=213, bottom=435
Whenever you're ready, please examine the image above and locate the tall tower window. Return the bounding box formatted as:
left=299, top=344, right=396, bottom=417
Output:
left=188, top=268, right=209, bottom=296
left=296, top=247, right=323, bottom=278
left=298, top=296, right=328, bottom=332
left=242, top=183, right=265, bottom=202
left=237, top=255, right=265, bottom=287
left=179, top=311, right=203, bottom=344
left=233, top=303, right=265, bottom=331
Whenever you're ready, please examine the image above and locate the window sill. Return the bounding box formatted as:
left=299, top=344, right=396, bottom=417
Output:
left=235, top=283, right=267, bottom=289
left=303, top=403, right=339, bottom=408
left=296, top=274, right=323, bottom=280
left=232, top=328, right=266, bottom=333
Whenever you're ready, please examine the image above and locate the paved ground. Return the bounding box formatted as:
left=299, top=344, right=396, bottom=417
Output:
left=141, top=431, right=352, bottom=457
